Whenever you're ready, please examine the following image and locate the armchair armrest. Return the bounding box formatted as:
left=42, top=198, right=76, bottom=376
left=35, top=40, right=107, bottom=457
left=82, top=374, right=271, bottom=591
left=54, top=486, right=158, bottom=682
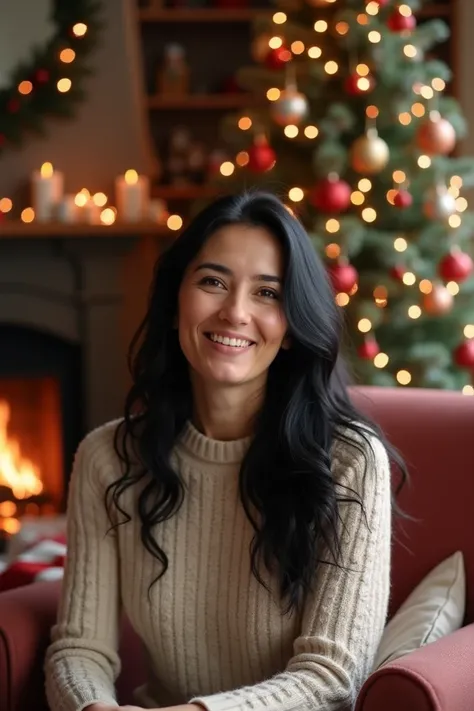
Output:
left=0, top=580, right=60, bottom=711
left=356, top=623, right=474, bottom=711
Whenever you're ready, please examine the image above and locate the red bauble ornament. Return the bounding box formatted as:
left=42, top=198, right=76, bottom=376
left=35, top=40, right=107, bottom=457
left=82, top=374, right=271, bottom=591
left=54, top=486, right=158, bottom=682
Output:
left=358, top=338, right=380, bottom=360
left=390, top=264, right=405, bottom=281
left=36, top=69, right=50, bottom=83
left=310, top=175, right=351, bottom=214
left=453, top=339, right=474, bottom=368
left=387, top=9, right=416, bottom=32
left=393, top=189, right=413, bottom=208
left=344, top=73, right=375, bottom=96
left=416, top=113, right=456, bottom=156
left=327, top=262, right=358, bottom=294
left=247, top=137, right=276, bottom=173
left=265, top=46, right=291, bottom=71
left=438, top=250, right=474, bottom=283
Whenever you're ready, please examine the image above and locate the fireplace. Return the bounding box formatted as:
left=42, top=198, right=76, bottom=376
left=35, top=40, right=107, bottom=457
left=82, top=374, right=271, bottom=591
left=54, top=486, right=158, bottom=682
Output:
left=0, top=325, right=82, bottom=545
left=0, top=227, right=141, bottom=552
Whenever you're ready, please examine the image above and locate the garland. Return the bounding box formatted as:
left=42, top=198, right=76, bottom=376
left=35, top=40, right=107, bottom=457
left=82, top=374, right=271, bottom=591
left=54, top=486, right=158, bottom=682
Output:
left=0, top=0, right=102, bottom=156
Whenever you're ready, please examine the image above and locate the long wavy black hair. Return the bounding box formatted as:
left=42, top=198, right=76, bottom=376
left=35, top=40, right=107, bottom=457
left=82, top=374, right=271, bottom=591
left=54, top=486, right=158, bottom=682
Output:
left=107, top=190, right=406, bottom=613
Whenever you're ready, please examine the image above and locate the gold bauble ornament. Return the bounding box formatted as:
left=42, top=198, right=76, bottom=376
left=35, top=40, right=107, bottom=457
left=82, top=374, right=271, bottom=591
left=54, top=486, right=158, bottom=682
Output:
left=416, top=111, right=456, bottom=156
left=423, top=184, right=457, bottom=224
left=350, top=128, right=390, bottom=174
left=271, top=87, right=309, bottom=127
left=423, top=284, right=454, bottom=315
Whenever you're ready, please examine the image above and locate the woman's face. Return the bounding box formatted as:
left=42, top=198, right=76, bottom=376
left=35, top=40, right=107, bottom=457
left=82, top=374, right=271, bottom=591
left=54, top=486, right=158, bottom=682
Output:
left=177, top=223, right=288, bottom=391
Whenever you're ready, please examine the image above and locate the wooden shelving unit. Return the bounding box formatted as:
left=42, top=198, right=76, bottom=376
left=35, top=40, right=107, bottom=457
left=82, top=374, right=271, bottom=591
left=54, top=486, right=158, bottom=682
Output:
left=147, top=93, right=257, bottom=110
left=0, top=221, right=170, bottom=238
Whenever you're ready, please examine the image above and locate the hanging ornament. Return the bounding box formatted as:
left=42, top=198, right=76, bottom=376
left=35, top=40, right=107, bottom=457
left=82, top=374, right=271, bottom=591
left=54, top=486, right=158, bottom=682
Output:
left=422, top=284, right=454, bottom=315
left=265, top=46, right=292, bottom=71
left=415, top=111, right=456, bottom=156
left=310, top=174, right=351, bottom=214
left=351, top=128, right=390, bottom=175
left=453, top=339, right=474, bottom=368
left=358, top=338, right=380, bottom=360
left=251, top=34, right=272, bottom=63
left=387, top=8, right=417, bottom=32
left=247, top=135, right=276, bottom=173
left=327, top=261, right=358, bottom=294
left=344, top=73, right=375, bottom=96
left=438, top=249, right=474, bottom=283
left=393, top=189, right=413, bottom=209
left=423, top=184, right=457, bottom=223
left=271, top=86, right=309, bottom=127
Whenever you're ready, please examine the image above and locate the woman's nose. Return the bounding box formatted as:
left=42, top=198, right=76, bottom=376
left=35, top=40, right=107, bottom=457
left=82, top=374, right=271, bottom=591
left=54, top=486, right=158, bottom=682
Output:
left=219, top=292, right=250, bottom=325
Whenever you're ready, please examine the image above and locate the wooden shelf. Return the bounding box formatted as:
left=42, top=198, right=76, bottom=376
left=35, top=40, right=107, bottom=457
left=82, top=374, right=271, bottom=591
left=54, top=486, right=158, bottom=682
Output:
left=139, top=7, right=267, bottom=22
left=0, top=221, right=171, bottom=238
left=151, top=184, right=222, bottom=200
left=147, top=93, right=255, bottom=110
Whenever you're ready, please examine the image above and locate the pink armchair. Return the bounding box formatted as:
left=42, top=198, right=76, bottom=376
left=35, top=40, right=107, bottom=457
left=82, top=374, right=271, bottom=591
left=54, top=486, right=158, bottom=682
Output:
left=0, top=386, right=473, bottom=711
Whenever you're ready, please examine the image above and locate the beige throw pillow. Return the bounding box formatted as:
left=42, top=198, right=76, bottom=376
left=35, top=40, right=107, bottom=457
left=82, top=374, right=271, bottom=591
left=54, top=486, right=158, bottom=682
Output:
left=374, top=550, right=465, bottom=668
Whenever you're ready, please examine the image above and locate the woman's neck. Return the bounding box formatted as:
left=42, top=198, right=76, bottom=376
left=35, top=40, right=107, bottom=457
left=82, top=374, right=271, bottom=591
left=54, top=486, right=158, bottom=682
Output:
left=190, top=375, right=265, bottom=441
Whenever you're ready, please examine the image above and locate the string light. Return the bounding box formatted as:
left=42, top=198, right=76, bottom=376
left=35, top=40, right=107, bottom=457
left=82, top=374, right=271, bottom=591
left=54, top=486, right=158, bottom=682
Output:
left=92, top=192, right=107, bottom=207
left=21, top=207, right=35, bottom=223
left=304, top=125, right=319, bottom=138
left=432, top=77, right=446, bottom=91
left=419, top=280, right=433, bottom=294
left=358, top=318, right=372, bottom=333
left=418, top=155, right=431, bottom=168
left=325, top=243, right=341, bottom=259
left=288, top=187, right=304, bottom=202
left=60, top=48, right=76, bottom=63
left=396, top=370, right=412, bottom=385
left=72, top=23, right=88, bottom=37
left=273, top=12, right=287, bottom=24
left=335, top=22, right=349, bottom=35
left=402, top=272, right=416, bottom=286
left=291, top=41, right=305, bottom=54
left=236, top=151, right=249, bottom=166
left=374, top=353, right=389, bottom=368
left=366, top=1, right=380, bottom=15
left=408, top=305, right=422, bottom=319
left=368, top=31, right=382, bottom=43
left=326, top=219, right=340, bottom=233
left=266, top=88, right=280, bottom=101
left=269, top=36, right=283, bottom=49
left=57, top=78, right=72, bottom=93
left=420, top=86, right=434, bottom=100
left=167, top=214, right=183, bottom=231
left=18, top=81, right=33, bottom=95
left=356, top=64, right=370, bottom=76
left=357, top=14, right=369, bottom=25
left=446, top=281, right=460, bottom=295
left=324, top=61, right=339, bottom=74
left=308, top=46, right=322, bottom=59
left=0, top=198, right=13, bottom=213
left=366, top=105, right=379, bottom=119
left=358, top=178, right=372, bottom=192
left=74, top=192, right=88, bottom=207
left=220, top=162, right=234, bottom=176
left=463, top=325, right=474, bottom=338
left=362, top=207, right=377, bottom=222
left=314, top=21, right=328, bottom=32
left=284, top=125, right=299, bottom=138
left=411, top=102, right=425, bottom=117
left=462, top=385, right=474, bottom=396
left=238, top=117, right=252, bottom=130
left=393, top=170, right=406, bottom=184
left=399, top=112, right=412, bottom=125
left=404, top=45, right=418, bottom=58
left=351, top=191, right=365, bottom=205
left=336, top=293, right=350, bottom=306
left=449, top=214, right=462, bottom=228
left=394, top=237, right=408, bottom=252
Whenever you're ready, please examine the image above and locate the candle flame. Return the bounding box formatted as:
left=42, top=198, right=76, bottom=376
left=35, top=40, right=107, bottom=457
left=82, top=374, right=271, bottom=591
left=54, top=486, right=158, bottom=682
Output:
left=75, top=193, right=88, bottom=207
left=40, top=162, right=54, bottom=178
left=93, top=192, right=108, bottom=207
left=125, top=169, right=139, bottom=185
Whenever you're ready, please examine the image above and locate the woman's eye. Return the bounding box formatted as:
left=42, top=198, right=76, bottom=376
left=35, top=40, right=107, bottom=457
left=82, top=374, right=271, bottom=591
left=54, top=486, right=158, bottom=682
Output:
left=200, top=276, right=224, bottom=288
left=259, top=288, right=279, bottom=300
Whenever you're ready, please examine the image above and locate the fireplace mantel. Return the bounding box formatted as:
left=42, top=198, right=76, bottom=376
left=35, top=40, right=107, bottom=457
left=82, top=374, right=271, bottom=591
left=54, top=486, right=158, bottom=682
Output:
left=0, top=222, right=171, bottom=430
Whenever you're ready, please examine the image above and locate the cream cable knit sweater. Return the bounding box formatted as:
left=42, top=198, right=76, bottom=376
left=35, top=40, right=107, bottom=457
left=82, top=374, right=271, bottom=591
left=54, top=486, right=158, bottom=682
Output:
left=45, top=419, right=391, bottom=711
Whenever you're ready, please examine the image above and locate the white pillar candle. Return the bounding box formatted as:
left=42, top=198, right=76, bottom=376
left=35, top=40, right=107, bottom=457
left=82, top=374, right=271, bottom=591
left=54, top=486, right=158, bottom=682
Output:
left=32, top=162, right=64, bottom=222
left=115, top=169, right=149, bottom=222
left=56, top=195, right=78, bottom=223
left=81, top=199, right=101, bottom=224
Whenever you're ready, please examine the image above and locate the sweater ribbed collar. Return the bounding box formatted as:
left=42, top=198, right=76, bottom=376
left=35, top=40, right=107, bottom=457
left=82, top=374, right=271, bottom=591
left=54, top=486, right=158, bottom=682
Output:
left=177, top=420, right=252, bottom=464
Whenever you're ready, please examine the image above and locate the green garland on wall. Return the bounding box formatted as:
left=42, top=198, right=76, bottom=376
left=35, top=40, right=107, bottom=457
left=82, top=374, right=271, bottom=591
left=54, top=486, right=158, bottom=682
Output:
left=0, top=0, right=102, bottom=156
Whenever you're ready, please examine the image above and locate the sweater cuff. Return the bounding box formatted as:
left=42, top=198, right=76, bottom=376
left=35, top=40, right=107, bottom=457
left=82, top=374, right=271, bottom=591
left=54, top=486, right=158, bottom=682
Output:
left=190, top=694, right=246, bottom=711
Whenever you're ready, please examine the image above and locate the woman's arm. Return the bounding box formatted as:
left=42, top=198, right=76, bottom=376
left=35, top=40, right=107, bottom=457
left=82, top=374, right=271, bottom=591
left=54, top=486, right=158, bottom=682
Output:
left=190, top=429, right=392, bottom=711
left=45, top=427, right=122, bottom=711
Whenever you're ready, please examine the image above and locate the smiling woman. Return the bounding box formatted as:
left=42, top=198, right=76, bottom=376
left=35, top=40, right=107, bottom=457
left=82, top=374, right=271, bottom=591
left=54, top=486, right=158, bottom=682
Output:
left=0, top=0, right=101, bottom=155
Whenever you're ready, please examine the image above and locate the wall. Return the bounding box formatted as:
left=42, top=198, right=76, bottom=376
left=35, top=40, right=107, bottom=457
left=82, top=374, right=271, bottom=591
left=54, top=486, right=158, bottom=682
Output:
left=456, top=1, right=474, bottom=171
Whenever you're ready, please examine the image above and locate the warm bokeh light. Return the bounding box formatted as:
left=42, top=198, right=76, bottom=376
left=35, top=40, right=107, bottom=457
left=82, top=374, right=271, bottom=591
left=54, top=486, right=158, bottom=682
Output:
left=463, top=324, right=474, bottom=339
left=100, top=208, right=116, bottom=225
left=326, top=219, right=340, bottom=233
left=314, top=20, right=328, bottom=32
left=451, top=175, right=463, bottom=189
left=167, top=214, right=183, bottom=231
left=418, top=155, right=432, bottom=169
left=399, top=4, right=412, bottom=16
left=335, top=22, right=350, bottom=36
left=74, top=192, right=88, bottom=207
left=402, top=271, right=416, bottom=286
left=288, top=187, right=304, bottom=202
left=92, top=192, right=107, bottom=207
left=396, top=370, right=412, bottom=385
left=394, top=237, right=408, bottom=252
left=291, top=41, right=305, bottom=54
left=72, top=23, right=88, bottom=37
left=357, top=13, right=369, bottom=25
left=18, top=80, right=33, bottom=95
left=21, top=207, right=35, bottom=223
left=125, top=170, right=139, bottom=185
left=335, top=292, right=350, bottom=306
left=432, top=77, right=446, bottom=91
left=269, top=36, right=283, bottom=49
left=448, top=214, right=462, bottom=228
left=273, top=12, right=287, bottom=24
left=40, top=162, right=54, bottom=178
left=387, top=189, right=398, bottom=205
left=456, top=197, right=468, bottom=212
left=220, top=161, right=235, bottom=176
left=325, top=243, right=341, bottom=259
left=404, top=44, right=418, bottom=58
left=411, top=102, right=425, bottom=117
left=324, top=61, right=339, bottom=75
left=358, top=318, right=372, bottom=333
left=399, top=112, right=412, bottom=125
left=351, top=191, right=365, bottom=205
left=358, top=178, right=372, bottom=192
left=304, top=125, right=319, bottom=138
left=362, top=207, right=377, bottom=222
left=60, top=48, right=76, bottom=63
left=357, top=77, right=371, bottom=91
left=393, top=170, right=406, bottom=184
left=447, top=281, right=460, bottom=296
left=366, top=1, right=380, bottom=15
left=238, top=116, right=252, bottom=130
left=57, top=78, right=72, bottom=92
left=308, top=46, right=322, bottom=59
left=356, top=63, right=370, bottom=76
left=420, top=86, right=434, bottom=100
left=374, top=352, right=389, bottom=368
left=419, top=279, right=433, bottom=294
left=0, top=198, right=13, bottom=213
left=408, top=305, right=422, bottom=319
left=284, top=125, right=299, bottom=138
left=462, top=385, right=474, bottom=396
left=266, top=87, right=281, bottom=101
left=366, top=105, right=379, bottom=119
left=368, top=31, right=382, bottom=43
left=236, top=151, right=249, bottom=167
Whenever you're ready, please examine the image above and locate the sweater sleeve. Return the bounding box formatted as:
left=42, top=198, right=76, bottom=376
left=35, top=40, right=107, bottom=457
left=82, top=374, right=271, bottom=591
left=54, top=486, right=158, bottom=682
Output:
left=191, top=429, right=392, bottom=711
left=44, top=428, right=121, bottom=711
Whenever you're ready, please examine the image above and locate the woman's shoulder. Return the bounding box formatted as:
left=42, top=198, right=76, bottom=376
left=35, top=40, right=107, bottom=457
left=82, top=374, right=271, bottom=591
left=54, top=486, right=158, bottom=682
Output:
left=74, top=419, right=124, bottom=481
left=331, top=421, right=390, bottom=485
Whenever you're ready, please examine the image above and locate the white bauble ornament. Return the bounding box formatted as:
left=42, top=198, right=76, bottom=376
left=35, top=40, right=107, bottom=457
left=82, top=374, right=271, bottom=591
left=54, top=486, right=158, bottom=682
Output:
left=423, top=185, right=457, bottom=223
left=271, top=87, right=309, bottom=127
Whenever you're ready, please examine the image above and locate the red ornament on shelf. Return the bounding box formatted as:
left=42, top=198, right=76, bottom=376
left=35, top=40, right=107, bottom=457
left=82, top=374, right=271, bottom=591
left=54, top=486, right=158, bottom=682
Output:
left=265, top=46, right=291, bottom=71
left=310, top=175, right=351, bottom=214
left=344, top=73, right=375, bottom=96
left=358, top=338, right=380, bottom=360
left=327, top=262, right=358, bottom=294
left=387, top=9, right=416, bottom=32
left=247, top=136, right=276, bottom=173
left=393, top=189, right=413, bottom=208
left=439, top=250, right=474, bottom=283
left=390, top=264, right=405, bottom=281
left=453, top=339, right=474, bottom=368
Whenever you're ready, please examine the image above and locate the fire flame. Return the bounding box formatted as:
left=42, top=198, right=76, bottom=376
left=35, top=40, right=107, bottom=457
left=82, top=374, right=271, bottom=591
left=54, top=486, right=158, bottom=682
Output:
left=0, top=399, right=43, bottom=499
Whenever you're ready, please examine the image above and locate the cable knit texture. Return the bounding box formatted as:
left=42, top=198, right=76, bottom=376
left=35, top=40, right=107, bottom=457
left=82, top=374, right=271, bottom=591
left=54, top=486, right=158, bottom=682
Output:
left=45, top=419, right=391, bottom=711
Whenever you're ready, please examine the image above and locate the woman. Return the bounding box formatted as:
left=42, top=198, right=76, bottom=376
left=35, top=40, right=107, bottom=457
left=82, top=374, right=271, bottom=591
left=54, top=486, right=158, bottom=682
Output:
left=45, top=190, right=401, bottom=711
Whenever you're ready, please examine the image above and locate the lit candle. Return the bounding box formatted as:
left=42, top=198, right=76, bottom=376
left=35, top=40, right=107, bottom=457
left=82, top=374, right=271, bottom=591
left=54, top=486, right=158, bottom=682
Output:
left=115, top=169, right=149, bottom=222
left=56, top=195, right=78, bottom=223
left=32, top=162, right=64, bottom=222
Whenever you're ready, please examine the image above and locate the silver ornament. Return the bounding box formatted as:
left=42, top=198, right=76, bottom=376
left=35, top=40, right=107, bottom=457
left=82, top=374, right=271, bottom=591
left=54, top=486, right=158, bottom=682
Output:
left=423, top=185, right=457, bottom=223
left=271, top=87, right=309, bottom=127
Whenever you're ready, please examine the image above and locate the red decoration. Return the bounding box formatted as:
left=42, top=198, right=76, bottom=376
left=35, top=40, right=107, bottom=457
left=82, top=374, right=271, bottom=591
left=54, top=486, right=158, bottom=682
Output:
left=390, top=264, right=405, bottom=281
left=265, top=46, right=291, bottom=71
left=416, top=114, right=456, bottom=156
left=387, top=9, right=416, bottom=32
left=36, top=69, right=50, bottom=83
left=344, top=73, right=375, bottom=96
left=247, top=137, right=276, bottom=173
left=7, top=99, right=20, bottom=113
left=310, top=175, right=351, bottom=213
left=358, top=338, right=380, bottom=360
left=453, top=339, right=474, bottom=368
left=393, top=189, right=413, bottom=209
left=327, top=262, right=358, bottom=294
left=439, top=250, right=474, bottom=283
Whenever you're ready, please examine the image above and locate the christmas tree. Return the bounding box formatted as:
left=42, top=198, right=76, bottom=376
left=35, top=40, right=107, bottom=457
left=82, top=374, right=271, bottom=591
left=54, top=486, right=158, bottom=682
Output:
left=213, top=0, right=474, bottom=392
